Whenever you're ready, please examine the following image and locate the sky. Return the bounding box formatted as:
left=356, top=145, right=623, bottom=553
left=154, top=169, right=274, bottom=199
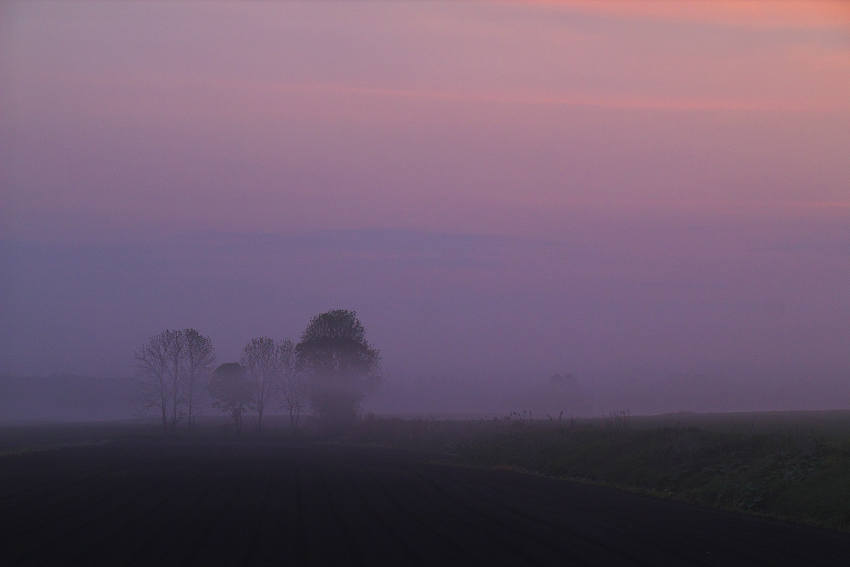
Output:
left=1, top=1, right=849, bottom=413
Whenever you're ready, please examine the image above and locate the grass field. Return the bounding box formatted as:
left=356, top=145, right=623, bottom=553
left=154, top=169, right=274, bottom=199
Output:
left=3, top=410, right=850, bottom=533
left=4, top=422, right=850, bottom=566
left=345, top=410, right=850, bottom=531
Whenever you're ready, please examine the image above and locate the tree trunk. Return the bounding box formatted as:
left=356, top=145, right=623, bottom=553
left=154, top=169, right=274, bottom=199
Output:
left=186, top=371, right=195, bottom=428
left=171, top=378, right=178, bottom=432
left=160, top=377, right=168, bottom=432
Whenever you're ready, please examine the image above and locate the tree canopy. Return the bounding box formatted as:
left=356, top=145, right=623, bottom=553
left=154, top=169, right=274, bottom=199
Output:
left=296, top=309, right=380, bottom=424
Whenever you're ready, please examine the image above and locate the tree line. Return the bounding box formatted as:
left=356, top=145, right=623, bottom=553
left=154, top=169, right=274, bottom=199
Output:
left=135, top=309, right=380, bottom=432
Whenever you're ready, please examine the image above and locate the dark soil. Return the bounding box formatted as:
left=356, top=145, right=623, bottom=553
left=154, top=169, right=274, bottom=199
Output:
left=3, top=439, right=850, bottom=566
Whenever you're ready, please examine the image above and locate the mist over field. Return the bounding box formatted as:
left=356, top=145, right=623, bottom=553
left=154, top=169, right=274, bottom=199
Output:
left=2, top=217, right=848, bottom=421
left=1, top=1, right=849, bottom=422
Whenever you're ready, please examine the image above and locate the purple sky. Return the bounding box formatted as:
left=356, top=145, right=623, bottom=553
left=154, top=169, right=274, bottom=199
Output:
left=1, top=2, right=848, bottom=412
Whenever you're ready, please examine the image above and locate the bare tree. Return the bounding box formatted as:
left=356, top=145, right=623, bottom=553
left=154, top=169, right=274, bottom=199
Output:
left=135, top=330, right=172, bottom=432
left=182, top=328, right=215, bottom=427
left=135, top=328, right=215, bottom=431
left=241, top=336, right=278, bottom=431
left=277, top=339, right=304, bottom=429
left=164, top=329, right=185, bottom=431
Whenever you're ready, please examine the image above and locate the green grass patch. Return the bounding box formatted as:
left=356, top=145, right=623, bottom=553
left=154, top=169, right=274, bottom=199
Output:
left=347, top=412, right=850, bottom=531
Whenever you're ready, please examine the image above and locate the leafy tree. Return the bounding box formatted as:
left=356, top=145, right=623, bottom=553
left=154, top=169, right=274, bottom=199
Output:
left=208, top=363, right=252, bottom=432
left=295, top=309, right=380, bottom=425
left=241, top=337, right=278, bottom=431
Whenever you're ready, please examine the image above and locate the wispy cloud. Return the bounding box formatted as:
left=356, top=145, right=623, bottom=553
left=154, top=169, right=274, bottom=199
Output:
left=264, top=82, right=810, bottom=112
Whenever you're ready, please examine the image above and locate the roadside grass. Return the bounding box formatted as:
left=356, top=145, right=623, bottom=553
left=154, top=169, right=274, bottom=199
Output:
left=346, top=412, right=850, bottom=531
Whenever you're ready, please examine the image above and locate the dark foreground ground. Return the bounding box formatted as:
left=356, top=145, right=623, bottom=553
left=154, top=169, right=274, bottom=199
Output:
left=4, top=440, right=850, bottom=566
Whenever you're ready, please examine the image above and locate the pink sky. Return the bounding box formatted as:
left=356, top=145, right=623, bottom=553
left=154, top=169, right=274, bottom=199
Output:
left=1, top=2, right=848, bottom=411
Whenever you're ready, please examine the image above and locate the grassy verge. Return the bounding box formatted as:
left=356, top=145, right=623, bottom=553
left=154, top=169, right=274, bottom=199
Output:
left=345, top=414, right=850, bottom=531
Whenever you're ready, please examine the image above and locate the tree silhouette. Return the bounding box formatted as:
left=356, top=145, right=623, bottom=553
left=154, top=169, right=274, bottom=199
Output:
left=296, top=309, right=380, bottom=426
left=241, top=337, right=278, bottom=431
left=135, top=328, right=214, bottom=431
left=164, top=329, right=184, bottom=430
left=135, top=330, right=172, bottom=431
left=182, top=328, right=215, bottom=427
left=277, top=338, right=304, bottom=429
left=208, top=362, right=252, bottom=432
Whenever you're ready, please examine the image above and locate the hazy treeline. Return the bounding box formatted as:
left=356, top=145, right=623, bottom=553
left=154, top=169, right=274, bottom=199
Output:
left=135, top=309, right=380, bottom=432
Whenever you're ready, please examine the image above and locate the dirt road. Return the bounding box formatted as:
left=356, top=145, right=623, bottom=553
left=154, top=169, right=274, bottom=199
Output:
left=3, top=441, right=849, bottom=566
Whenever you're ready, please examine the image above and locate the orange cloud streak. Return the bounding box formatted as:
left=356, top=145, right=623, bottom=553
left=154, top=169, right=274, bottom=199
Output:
left=511, top=0, right=850, bottom=29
